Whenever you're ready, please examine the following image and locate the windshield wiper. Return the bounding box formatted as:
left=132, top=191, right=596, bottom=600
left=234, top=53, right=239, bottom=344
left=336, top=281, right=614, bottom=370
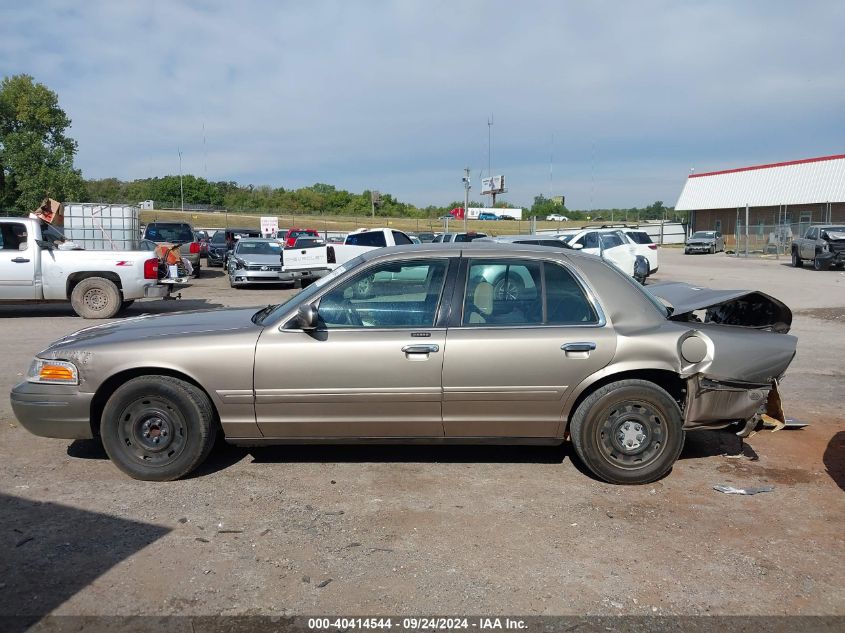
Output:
left=251, top=304, right=277, bottom=324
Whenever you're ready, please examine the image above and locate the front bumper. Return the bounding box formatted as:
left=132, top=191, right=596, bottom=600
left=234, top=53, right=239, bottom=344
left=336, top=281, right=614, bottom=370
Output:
left=685, top=244, right=714, bottom=253
left=280, top=268, right=328, bottom=281
left=10, top=381, right=94, bottom=439
left=230, top=269, right=284, bottom=285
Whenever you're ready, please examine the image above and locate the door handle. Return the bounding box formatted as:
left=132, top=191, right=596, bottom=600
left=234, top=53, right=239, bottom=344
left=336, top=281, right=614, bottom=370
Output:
left=561, top=342, right=596, bottom=352
left=11, top=257, right=30, bottom=263
left=402, top=344, right=440, bottom=354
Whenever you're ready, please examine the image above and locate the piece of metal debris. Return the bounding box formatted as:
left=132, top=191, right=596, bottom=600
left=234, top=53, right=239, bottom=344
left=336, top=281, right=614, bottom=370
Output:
left=217, top=529, right=244, bottom=534
left=317, top=578, right=333, bottom=588
left=713, top=484, right=775, bottom=495
left=784, top=418, right=809, bottom=429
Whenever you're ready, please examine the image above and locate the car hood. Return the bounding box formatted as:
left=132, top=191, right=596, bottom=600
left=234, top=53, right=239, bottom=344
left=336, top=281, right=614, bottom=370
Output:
left=233, top=253, right=280, bottom=265
left=648, top=282, right=792, bottom=332
left=43, top=307, right=263, bottom=353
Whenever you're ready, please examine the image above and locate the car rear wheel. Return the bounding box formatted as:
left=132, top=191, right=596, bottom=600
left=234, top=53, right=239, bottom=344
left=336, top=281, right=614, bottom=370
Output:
left=570, top=379, right=685, bottom=484
left=70, top=277, right=122, bottom=319
left=100, top=376, right=217, bottom=481
left=193, top=261, right=201, bottom=278
left=791, top=249, right=802, bottom=267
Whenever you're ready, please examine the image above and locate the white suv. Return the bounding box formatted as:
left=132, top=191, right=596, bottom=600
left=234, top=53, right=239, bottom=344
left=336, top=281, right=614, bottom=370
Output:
left=620, top=228, right=659, bottom=275
left=553, top=228, right=647, bottom=283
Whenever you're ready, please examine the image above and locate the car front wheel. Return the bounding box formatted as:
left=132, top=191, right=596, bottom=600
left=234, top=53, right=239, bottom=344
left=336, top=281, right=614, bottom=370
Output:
left=100, top=376, right=217, bottom=481
left=569, top=379, right=685, bottom=484
left=813, top=257, right=830, bottom=271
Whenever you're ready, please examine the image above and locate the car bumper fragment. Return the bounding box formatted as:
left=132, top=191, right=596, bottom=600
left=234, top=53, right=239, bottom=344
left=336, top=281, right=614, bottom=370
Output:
left=10, top=381, right=94, bottom=439
left=683, top=375, right=785, bottom=432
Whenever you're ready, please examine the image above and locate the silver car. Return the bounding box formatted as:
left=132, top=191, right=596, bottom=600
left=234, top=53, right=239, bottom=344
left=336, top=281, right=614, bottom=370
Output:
left=11, top=243, right=796, bottom=484
left=227, top=238, right=284, bottom=287
left=685, top=231, right=725, bottom=254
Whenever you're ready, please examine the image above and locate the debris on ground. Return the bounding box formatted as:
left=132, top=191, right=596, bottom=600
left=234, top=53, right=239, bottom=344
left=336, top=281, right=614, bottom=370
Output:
left=713, top=484, right=775, bottom=495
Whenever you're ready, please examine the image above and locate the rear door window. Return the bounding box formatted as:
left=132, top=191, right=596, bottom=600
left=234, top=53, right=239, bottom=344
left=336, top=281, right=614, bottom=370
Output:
left=461, top=259, right=598, bottom=327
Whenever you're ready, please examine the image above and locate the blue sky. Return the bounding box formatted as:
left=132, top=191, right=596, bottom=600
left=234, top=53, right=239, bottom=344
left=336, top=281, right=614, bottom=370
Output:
left=1, top=0, right=843, bottom=209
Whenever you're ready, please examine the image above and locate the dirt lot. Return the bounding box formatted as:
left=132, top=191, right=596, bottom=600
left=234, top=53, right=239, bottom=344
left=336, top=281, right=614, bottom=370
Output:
left=1, top=250, right=843, bottom=618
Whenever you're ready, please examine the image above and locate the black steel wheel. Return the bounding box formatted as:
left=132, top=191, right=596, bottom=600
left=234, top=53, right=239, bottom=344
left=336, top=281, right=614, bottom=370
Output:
left=570, top=379, right=685, bottom=484
left=100, top=376, right=217, bottom=481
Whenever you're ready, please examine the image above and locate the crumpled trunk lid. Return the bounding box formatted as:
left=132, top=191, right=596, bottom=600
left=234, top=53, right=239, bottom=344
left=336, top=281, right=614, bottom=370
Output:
left=648, top=281, right=792, bottom=333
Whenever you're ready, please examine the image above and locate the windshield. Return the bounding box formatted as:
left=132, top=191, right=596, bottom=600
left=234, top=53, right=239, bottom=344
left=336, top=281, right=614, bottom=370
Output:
left=236, top=240, right=281, bottom=255
left=692, top=232, right=715, bottom=239
left=211, top=231, right=226, bottom=244
left=821, top=227, right=845, bottom=234
left=145, top=224, right=194, bottom=242
left=254, top=255, right=365, bottom=325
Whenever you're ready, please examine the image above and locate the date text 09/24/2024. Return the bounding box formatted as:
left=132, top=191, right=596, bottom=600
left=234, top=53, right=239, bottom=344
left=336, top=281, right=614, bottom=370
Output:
left=308, top=618, right=527, bottom=630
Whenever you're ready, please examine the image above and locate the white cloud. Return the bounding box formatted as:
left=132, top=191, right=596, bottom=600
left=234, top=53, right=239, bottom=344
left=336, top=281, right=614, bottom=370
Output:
left=1, top=0, right=843, bottom=208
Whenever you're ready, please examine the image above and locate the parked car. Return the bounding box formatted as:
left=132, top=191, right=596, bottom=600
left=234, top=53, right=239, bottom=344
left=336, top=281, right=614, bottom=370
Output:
left=281, top=228, right=320, bottom=248
left=416, top=232, right=437, bottom=243
left=11, top=243, right=796, bottom=484
left=546, top=214, right=570, bottom=221
left=685, top=231, right=725, bottom=254
left=498, top=214, right=517, bottom=221
left=620, top=228, right=659, bottom=275
left=226, top=238, right=284, bottom=288
left=143, top=222, right=202, bottom=277
left=432, top=232, right=488, bottom=243
left=554, top=228, right=648, bottom=284
left=195, top=230, right=210, bottom=257
left=791, top=225, right=845, bottom=270
left=478, top=212, right=498, bottom=221
left=207, top=228, right=261, bottom=267
left=327, top=228, right=415, bottom=269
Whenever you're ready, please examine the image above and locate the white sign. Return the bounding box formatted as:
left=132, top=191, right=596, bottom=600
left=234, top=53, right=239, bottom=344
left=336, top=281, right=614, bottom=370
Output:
left=260, top=216, right=279, bottom=237
left=481, top=175, right=506, bottom=195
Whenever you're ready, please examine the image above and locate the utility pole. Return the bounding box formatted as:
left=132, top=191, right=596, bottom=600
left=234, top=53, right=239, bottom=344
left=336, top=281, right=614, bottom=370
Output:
left=463, top=168, right=471, bottom=232
left=178, top=149, right=184, bottom=213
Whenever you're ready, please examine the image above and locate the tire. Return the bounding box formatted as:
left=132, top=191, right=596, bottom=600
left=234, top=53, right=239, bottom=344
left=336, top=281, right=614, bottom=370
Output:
left=100, top=376, right=217, bottom=481
left=493, top=273, right=525, bottom=301
left=791, top=249, right=802, bottom=268
left=70, top=277, right=122, bottom=319
left=709, top=245, right=715, bottom=254
left=193, top=261, right=201, bottom=278
left=813, top=257, right=830, bottom=271
left=569, top=379, right=685, bottom=485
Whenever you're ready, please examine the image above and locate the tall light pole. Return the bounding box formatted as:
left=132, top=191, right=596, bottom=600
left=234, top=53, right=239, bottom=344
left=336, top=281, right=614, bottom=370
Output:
left=463, top=167, right=471, bottom=232
left=178, top=149, right=185, bottom=213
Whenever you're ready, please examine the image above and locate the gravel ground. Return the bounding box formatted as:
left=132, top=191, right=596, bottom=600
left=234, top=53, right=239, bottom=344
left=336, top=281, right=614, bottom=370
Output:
left=0, top=249, right=843, bottom=618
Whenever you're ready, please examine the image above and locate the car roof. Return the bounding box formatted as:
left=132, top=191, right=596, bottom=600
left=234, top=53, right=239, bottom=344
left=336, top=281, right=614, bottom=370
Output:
left=236, top=237, right=277, bottom=243
left=356, top=241, right=598, bottom=265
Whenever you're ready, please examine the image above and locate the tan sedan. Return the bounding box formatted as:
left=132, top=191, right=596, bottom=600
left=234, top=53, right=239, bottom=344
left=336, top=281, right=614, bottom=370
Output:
left=11, top=243, right=796, bottom=483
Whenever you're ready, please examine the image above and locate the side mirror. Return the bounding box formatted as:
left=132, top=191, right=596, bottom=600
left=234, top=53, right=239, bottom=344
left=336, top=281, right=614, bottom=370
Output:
left=35, top=239, right=55, bottom=251
left=297, top=304, right=318, bottom=330
left=572, top=243, right=584, bottom=250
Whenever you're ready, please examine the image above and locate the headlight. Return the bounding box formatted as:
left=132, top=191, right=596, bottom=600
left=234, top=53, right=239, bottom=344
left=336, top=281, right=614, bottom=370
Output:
left=27, top=359, right=79, bottom=385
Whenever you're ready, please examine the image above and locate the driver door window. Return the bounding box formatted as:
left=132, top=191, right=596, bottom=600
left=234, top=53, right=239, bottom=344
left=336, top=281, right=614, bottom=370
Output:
left=318, top=259, right=448, bottom=328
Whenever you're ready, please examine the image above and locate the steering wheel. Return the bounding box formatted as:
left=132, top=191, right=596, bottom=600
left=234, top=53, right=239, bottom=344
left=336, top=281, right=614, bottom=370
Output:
left=341, top=300, right=363, bottom=327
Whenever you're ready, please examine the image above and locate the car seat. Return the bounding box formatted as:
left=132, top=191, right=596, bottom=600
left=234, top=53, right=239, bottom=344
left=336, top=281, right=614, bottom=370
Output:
left=467, top=278, right=494, bottom=324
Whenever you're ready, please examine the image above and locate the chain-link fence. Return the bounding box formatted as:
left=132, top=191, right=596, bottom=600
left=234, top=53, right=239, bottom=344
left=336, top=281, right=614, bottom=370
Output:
left=731, top=222, right=832, bottom=258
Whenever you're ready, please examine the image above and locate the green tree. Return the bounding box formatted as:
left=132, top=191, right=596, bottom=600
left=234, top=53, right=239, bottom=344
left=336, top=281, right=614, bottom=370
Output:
left=0, top=75, right=84, bottom=213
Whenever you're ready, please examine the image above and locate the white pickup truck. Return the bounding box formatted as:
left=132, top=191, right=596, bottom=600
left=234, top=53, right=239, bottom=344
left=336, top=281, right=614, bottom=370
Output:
left=0, top=216, right=185, bottom=318
left=327, top=228, right=416, bottom=269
